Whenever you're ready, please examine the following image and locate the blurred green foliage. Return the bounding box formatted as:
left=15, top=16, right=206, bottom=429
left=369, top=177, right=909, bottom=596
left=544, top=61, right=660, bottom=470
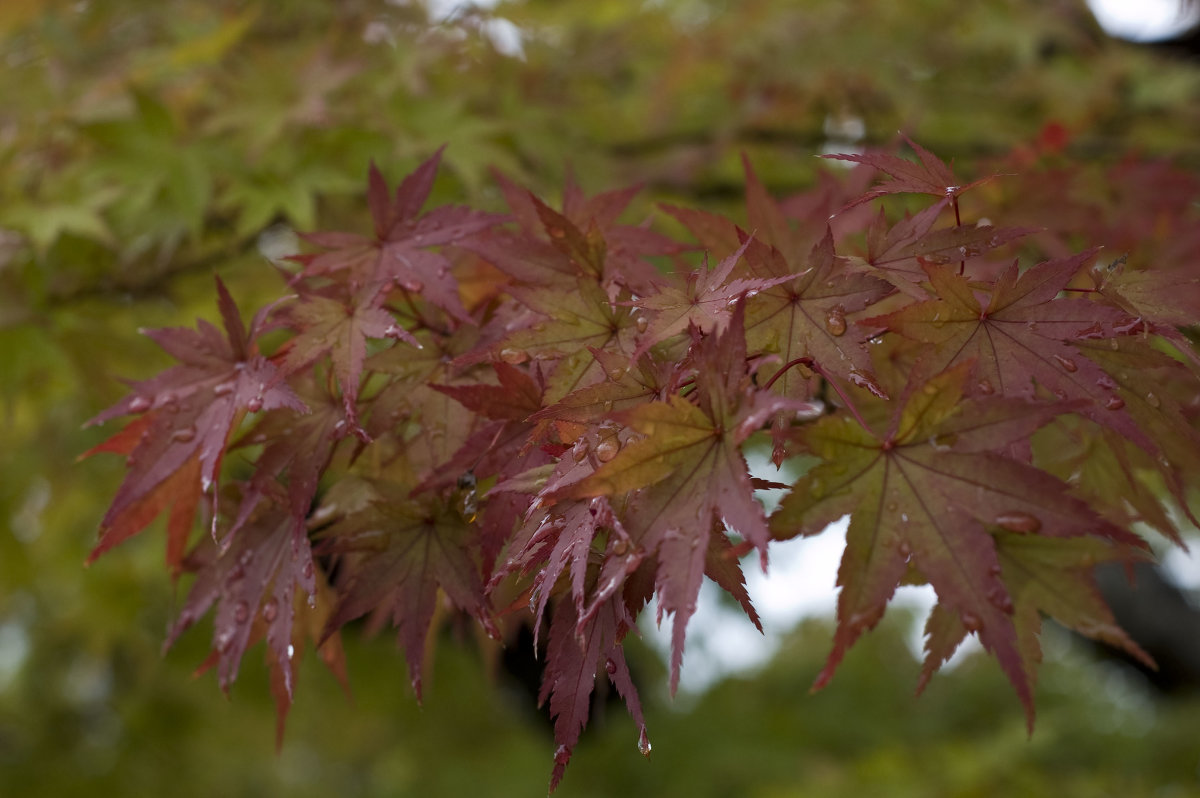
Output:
left=3, top=0, right=1200, bottom=795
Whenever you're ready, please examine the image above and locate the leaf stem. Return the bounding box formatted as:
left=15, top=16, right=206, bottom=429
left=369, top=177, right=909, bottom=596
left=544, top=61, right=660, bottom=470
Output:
left=764, top=356, right=874, bottom=434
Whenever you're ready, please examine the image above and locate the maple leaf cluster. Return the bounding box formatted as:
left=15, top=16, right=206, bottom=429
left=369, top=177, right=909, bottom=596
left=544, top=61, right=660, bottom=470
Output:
left=84, top=139, right=1200, bottom=789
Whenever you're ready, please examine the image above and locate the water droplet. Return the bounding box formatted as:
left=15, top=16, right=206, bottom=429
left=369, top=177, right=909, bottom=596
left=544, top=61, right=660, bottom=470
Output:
left=401, top=279, right=424, bottom=293
left=595, top=438, right=620, bottom=463
left=128, top=395, right=152, bottom=413
left=635, top=315, right=649, bottom=334
left=961, top=611, right=982, bottom=633
left=554, top=744, right=571, bottom=765
left=234, top=601, right=250, bottom=624
left=499, top=347, right=526, bottom=364
left=246, top=396, right=263, bottom=413
left=215, top=628, right=235, bottom=654
left=1096, top=374, right=1117, bottom=390
left=612, top=538, right=629, bottom=556
left=995, top=511, right=1040, bottom=534
left=848, top=370, right=887, bottom=398
left=307, top=593, right=317, bottom=609
left=1105, top=396, right=1125, bottom=411
left=988, top=587, right=1014, bottom=613
left=928, top=432, right=957, bottom=452
left=602, top=399, right=614, bottom=413
left=900, top=513, right=909, bottom=523
left=158, top=391, right=177, bottom=409
left=571, top=439, right=589, bottom=462
left=638, top=729, right=652, bottom=758
left=287, top=644, right=295, bottom=659
left=302, top=561, right=314, bottom=580
left=548, top=227, right=566, bottom=240
left=1146, top=392, right=1161, bottom=409
left=262, top=597, right=279, bottom=623
left=213, top=382, right=235, bottom=397
left=1051, top=388, right=1068, bottom=400
left=1052, top=354, right=1077, bottom=373
left=605, top=658, right=618, bottom=676
left=976, top=379, right=995, bottom=395
left=824, top=307, right=847, bottom=337
left=897, top=540, right=912, bottom=557
left=171, top=426, right=196, bottom=443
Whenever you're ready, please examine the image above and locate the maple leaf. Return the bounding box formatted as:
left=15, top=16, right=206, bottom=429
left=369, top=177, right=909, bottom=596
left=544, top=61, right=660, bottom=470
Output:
left=630, top=239, right=794, bottom=358
left=920, top=532, right=1153, bottom=702
left=824, top=134, right=994, bottom=208
left=768, top=362, right=1143, bottom=722
left=541, top=597, right=647, bottom=792
left=464, top=170, right=680, bottom=296
left=496, top=278, right=640, bottom=402
left=272, top=284, right=416, bottom=425
left=557, top=305, right=810, bottom=691
left=164, top=495, right=319, bottom=704
left=84, top=277, right=306, bottom=568
left=317, top=484, right=496, bottom=699
left=295, top=149, right=505, bottom=320
left=229, top=376, right=350, bottom=537
left=864, top=253, right=1158, bottom=452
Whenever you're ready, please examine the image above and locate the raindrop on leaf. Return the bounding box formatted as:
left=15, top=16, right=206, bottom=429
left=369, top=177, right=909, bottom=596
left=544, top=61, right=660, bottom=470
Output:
left=995, top=511, right=1041, bottom=534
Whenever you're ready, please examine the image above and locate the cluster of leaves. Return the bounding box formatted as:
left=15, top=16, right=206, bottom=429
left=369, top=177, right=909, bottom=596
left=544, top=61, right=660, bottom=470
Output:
left=84, top=139, right=1200, bottom=790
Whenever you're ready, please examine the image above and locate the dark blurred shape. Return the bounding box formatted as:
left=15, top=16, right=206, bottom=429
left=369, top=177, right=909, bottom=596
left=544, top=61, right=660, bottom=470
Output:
left=1095, top=561, right=1200, bottom=692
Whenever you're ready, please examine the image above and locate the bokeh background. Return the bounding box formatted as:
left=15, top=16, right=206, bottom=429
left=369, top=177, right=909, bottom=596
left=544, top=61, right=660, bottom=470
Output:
left=3, top=1, right=1200, bottom=795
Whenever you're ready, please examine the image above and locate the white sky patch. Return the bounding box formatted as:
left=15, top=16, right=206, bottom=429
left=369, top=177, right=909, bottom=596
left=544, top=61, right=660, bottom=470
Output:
left=1087, top=0, right=1200, bottom=42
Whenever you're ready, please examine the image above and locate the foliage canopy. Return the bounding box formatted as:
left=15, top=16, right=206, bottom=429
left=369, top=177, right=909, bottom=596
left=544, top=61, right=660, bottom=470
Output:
left=85, top=138, right=1200, bottom=789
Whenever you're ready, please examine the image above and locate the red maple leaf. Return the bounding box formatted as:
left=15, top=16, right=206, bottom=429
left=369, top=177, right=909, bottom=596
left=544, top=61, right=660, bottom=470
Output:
left=317, top=482, right=496, bottom=699
left=556, top=305, right=812, bottom=691
left=294, top=149, right=505, bottom=320
left=768, top=362, right=1144, bottom=724
left=83, top=277, right=306, bottom=568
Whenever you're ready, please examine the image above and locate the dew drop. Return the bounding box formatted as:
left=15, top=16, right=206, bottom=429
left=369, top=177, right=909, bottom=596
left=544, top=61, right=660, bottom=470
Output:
left=1096, top=374, right=1117, bottom=390
left=158, top=391, right=177, bottom=409
left=595, top=438, right=620, bottom=463
left=1052, top=354, right=1077, bottom=373
left=638, top=729, right=652, bottom=758
left=215, top=629, right=235, bottom=654
left=900, top=513, right=909, bottom=523
left=976, top=379, right=995, bottom=395
left=1105, top=396, right=1125, bottom=411
left=548, top=227, right=567, bottom=240
left=605, top=658, right=618, bottom=676
left=171, top=426, right=196, bottom=444
left=961, top=611, right=983, bottom=633
left=287, top=644, right=295, bottom=659
left=1109, top=338, right=1119, bottom=350
left=995, top=511, right=1041, bottom=534
left=246, top=396, right=263, bottom=413
left=554, top=744, right=571, bottom=765
left=234, top=601, right=250, bottom=624
left=213, top=382, right=235, bottom=397
left=612, top=538, right=629, bottom=556
left=848, top=370, right=887, bottom=398
left=1146, top=392, right=1161, bottom=409
left=988, top=588, right=1014, bottom=613
left=897, top=540, right=912, bottom=557
left=824, top=307, right=847, bottom=337
left=571, top=439, right=589, bottom=462
left=262, top=597, right=279, bottom=623
left=307, top=593, right=317, bottom=609
left=401, top=279, right=424, bottom=293
left=499, top=347, right=527, bottom=364
left=635, top=315, right=649, bottom=334
left=128, top=395, right=152, bottom=413
left=302, top=561, right=314, bottom=580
